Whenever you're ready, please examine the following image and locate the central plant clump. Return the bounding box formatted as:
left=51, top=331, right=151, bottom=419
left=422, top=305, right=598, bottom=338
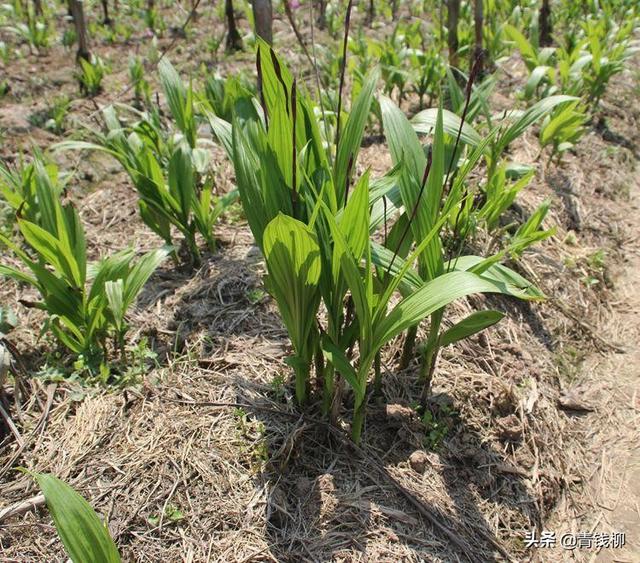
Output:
left=217, top=40, right=555, bottom=443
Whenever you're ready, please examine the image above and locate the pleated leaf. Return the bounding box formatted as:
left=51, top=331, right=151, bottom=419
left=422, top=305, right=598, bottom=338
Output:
left=31, top=472, right=121, bottom=563
left=263, top=214, right=321, bottom=353
left=439, top=310, right=505, bottom=347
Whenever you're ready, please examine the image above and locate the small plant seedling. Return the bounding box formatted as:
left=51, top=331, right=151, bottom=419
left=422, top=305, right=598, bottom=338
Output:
left=246, top=287, right=267, bottom=304
left=148, top=503, right=185, bottom=526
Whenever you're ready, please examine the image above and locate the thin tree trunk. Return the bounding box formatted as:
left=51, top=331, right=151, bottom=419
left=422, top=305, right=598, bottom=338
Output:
left=472, top=0, right=484, bottom=75
left=447, top=0, right=460, bottom=68
left=70, top=0, right=91, bottom=61
left=366, top=0, right=375, bottom=27
left=101, top=0, right=112, bottom=25
left=315, top=0, right=326, bottom=29
left=252, top=0, right=272, bottom=45
left=33, top=0, right=42, bottom=16
left=225, top=0, right=243, bottom=51
left=539, top=0, right=552, bottom=46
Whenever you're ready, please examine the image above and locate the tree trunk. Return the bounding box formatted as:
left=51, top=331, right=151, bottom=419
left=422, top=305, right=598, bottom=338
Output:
left=472, top=0, right=484, bottom=75
left=447, top=0, right=460, bottom=68
left=315, top=0, right=326, bottom=29
left=366, top=0, right=375, bottom=27
left=225, top=0, right=243, bottom=51
left=252, top=0, right=272, bottom=45
left=101, top=0, right=112, bottom=25
left=539, top=0, right=552, bottom=46
left=33, top=0, right=42, bottom=16
left=70, top=0, right=91, bottom=61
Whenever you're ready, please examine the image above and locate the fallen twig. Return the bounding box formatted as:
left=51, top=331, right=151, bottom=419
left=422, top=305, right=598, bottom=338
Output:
left=0, top=384, right=56, bottom=480
left=0, top=494, right=46, bottom=523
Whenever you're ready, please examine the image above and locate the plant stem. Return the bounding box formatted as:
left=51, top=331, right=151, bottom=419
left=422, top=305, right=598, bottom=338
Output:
left=294, top=362, right=309, bottom=405
left=333, top=0, right=353, bottom=166
left=419, top=309, right=444, bottom=397
left=322, top=362, right=335, bottom=414
left=351, top=396, right=366, bottom=444
left=399, top=325, right=418, bottom=370
left=314, top=344, right=324, bottom=391
left=330, top=375, right=343, bottom=425
left=373, top=352, right=382, bottom=396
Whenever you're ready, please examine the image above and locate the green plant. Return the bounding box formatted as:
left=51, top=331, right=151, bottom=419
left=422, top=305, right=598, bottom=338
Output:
left=0, top=40, right=9, bottom=63
left=539, top=100, right=587, bottom=162
left=504, top=23, right=556, bottom=100
left=221, top=42, right=544, bottom=443
left=29, top=96, right=71, bottom=134
left=580, top=17, right=636, bottom=108
left=372, top=25, right=410, bottom=104
left=148, top=503, right=184, bottom=526
left=0, top=158, right=169, bottom=371
left=0, top=152, right=63, bottom=227
left=378, top=93, right=546, bottom=405
left=60, top=111, right=234, bottom=264
left=157, top=58, right=197, bottom=148
left=408, top=43, right=446, bottom=109
left=27, top=472, right=120, bottom=563
left=421, top=405, right=454, bottom=450
left=7, top=15, right=50, bottom=52
left=60, top=58, right=238, bottom=264
left=77, top=56, right=106, bottom=97
left=203, top=73, right=254, bottom=122
left=478, top=164, right=535, bottom=232
left=62, top=27, right=76, bottom=49
left=128, top=56, right=151, bottom=108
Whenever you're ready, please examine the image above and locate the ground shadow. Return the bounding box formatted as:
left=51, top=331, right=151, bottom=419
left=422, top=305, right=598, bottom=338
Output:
left=136, top=241, right=282, bottom=361
left=483, top=292, right=555, bottom=352
left=545, top=170, right=583, bottom=231
left=378, top=389, right=541, bottom=563
left=594, top=116, right=640, bottom=159
left=228, top=363, right=539, bottom=562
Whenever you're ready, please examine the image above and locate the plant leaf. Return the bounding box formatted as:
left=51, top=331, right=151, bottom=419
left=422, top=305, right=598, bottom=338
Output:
left=30, top=472, right=121, bottom=563
left=439, top=310, right=505, bottom=347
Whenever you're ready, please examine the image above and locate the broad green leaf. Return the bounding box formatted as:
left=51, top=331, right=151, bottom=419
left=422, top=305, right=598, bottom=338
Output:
left=18, top=219, right=83, bottom=289
left=524, top=66, right=551, bottom=98
left=263, top=214, right=321, bottom=353
left=320, top=335, right=362, bottom=396
left=122, top=247, right=171, bottom=309
left=335, top=68, right=380, bottom=204
left=338, top=170, right=371, bottom=261
left=504, top=24, right=537, bottom=69
left=105, top=279, right=125, bottom=329
left=495, top=95, right=577, bottom=153
left=439, top=310, right=505, bottom=347
left=167, top=143, right=194, bottom=225
left=158, top=58, right=195, bottom=147
left=30, top=472, right=121, bottom=563
left=380, top=95, right=426, bottom=178
left=452, top=255, right=545, bottom=299
left=411, top=108, right=483, bottom=148
left=374, top=271, right=520, bottom=350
